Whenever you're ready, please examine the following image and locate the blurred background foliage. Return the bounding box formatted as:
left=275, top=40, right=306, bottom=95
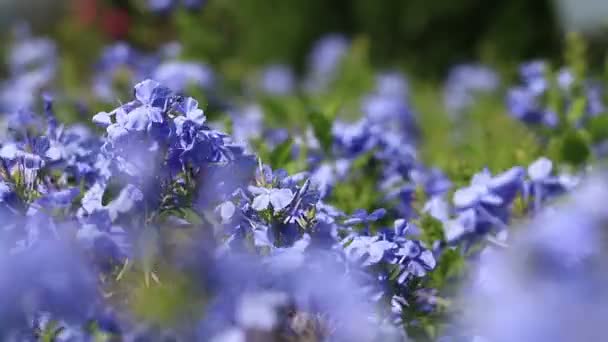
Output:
left=1, top=0, right=566, bottom=79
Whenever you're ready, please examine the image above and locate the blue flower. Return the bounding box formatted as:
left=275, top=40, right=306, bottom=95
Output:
left=305, top=34, right=349, bottom=91
left=525, top=157, right=578, bottom=212
left=259, top=64, right=295, bottom=95
left=528, top=157, right=553, bottom=182
left=132, top=79, right=170, bottom=122
left=344, top=208, right=386, bottom=226
left=454, top=167, right=524, bottom=210
left=218, top=201, right=236, bottom=223
left=344, top=235, right=395, bottom=266
left=444, top=64, right=499, bottom=113
left=392, top=240, right=436, bottom=281
left=249, top=186, right=294, bottom=213
left=148, top=0, right=175, bottom=12
left=178, top=97, right=206, bottom=126
left=153, top=61, right=215, bottom=92
left=375, top=72, right=409, bottom=98
left=182, top=0, right=206, bottom=10
left=92, top=112, right=112, bottom=127
left=35, top=188, right=80, bottom=209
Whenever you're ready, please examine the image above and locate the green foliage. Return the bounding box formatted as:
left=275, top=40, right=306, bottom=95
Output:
left=415, top=84, right=541, bottom=186
left=587, top=114, right=608, bottom=143
left=167, top=0, right=560, bottom=77
left=549, top=129, right=592, bottom=166
left=416, top=214, right=446, bottom=246
left=38, top=321, right=65, bottom=342
left=427, top=248, right=466, bottom=290
left=130, top=271, right=204, bottom=326
left=308, top=108, right=333, bottom=155
left=329, top=152, right=381, bottom=213
left=269, top=138, right=294, bottom=169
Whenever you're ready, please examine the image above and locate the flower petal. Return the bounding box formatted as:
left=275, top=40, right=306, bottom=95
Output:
left=269, top=188, right=294, bottom=212
left=252, top=193, right=270, bottom=211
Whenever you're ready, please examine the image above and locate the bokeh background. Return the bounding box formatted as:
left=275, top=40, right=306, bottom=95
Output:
left=2, top=0, right=608, bottom=79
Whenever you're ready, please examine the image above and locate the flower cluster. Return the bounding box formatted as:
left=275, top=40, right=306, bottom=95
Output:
left=0, top=26, right=606, bottom=342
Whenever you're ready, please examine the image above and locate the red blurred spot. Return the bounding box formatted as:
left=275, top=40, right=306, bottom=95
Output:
left=74, top=0, right=99, bottom=25
left=72, top=0, right=131, bottom=40
left=101, top=8, right=132, bottom=39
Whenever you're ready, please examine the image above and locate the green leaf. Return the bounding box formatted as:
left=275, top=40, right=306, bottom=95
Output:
left=259, top=97, right=286, bottom=125
left=131, top=271, right=203, bottom=326
left=416, top=214, right=445, bottom=246
left=40, top=321, right=65, bottom=342
left=309, top=108, right=333, bottom=155
left=269, top=138, right=294, bottom=169
left=587, top=114, right=608, bottom=143
left=566, top=97, right=587, bottom=126
left=551, top=130, right=591, bottom=166
left=427, top=248, right=466, bottom=290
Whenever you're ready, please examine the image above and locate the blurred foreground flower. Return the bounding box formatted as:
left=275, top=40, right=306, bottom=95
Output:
left=460, top=172, right=608, bottom=342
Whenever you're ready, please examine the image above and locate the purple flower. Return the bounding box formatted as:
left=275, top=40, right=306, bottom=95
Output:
left=444, top=64, right=499, bottom=112
left=153, top=61, right=215, bottom=92
left=249, top=186, right=294, bottom=213
left=345, top=235, right=395, bottom=266
left=259, top=64, right=295, bottom=95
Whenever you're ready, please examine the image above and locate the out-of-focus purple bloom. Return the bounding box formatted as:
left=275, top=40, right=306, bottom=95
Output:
left=524, top=157, right=579, bottom=212
left=259, top=64, right=295, bottom=95
left=153, top=61, right=215, bottom=93
left=304, top=34, right=349, bottom=91
left=148, top=0, right=206, bottom=12
left=520, top=60, right=548, bottom=93
left=362, top=72, right=419, bottom=144
left=230, top=104, right=263, bottom=144
left=0, top=29, right=56, bottom=112
left=506, top=86, right=558, bottom=126
left=148, top=0, right=175, bottom=12
left=92, top=43, right=158, bottom=103
left=0, top=239, right=98, bottom=338
left=375, top=71, right=409, bottom=98
left=423, top=196, right=450, bottom=222
left=507, top=60, right=606, bottom=130
left=444, top=64, right=499, bottom=113
left=462, top=174, right=608, bottom=342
